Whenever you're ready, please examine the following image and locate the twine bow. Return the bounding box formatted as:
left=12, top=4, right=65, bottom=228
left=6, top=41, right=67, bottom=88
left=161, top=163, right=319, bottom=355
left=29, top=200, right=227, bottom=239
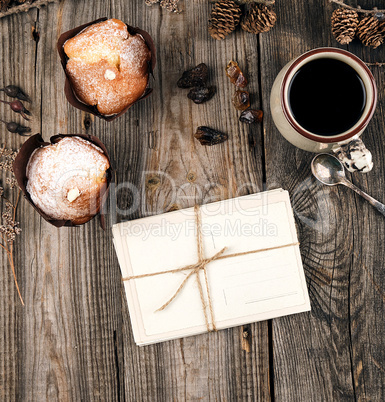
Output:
left=122, top=205, right=299, bottom=332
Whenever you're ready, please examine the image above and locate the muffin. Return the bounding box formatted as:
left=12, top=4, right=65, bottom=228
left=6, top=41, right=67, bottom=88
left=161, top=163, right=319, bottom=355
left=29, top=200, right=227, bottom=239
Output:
left=21, top=135, right=110, bottom=225
left=62, top=18, right=152, bottom=116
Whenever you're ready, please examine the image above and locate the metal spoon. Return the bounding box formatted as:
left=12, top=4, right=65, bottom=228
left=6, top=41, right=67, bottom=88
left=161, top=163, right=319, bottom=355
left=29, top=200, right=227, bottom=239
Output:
left=311, top=153, right=385, bottom=216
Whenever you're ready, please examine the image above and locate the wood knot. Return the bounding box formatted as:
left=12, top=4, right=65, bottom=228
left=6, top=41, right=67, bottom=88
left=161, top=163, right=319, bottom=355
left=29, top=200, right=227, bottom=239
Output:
left=145, top=174, right=161, bottom=191
left=83, top=114, right=92, bottom=130
left=248, top=132, right=257, bottom=148
left=187, top=172, right=196, bottom=182
left=241, top=325, right=251, bottom=353
left=32, top=26, right=40, bottom=43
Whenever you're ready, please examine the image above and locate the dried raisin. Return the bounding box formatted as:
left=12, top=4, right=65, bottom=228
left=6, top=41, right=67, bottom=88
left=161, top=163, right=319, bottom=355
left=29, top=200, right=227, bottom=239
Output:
left=194, top=126, right=228, bottom=146
left=232, top=90, right=250, bottom=110
left=187, top=86, right=216, bottom=104
left=177, top=63, right=209, bottom=88
left=239, top=109, right=263, bottom=124
left=225, top=60, right=247, bottom=88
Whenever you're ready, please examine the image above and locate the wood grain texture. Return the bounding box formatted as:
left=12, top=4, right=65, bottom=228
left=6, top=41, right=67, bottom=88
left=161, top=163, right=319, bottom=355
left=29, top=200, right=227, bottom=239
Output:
left=0, top=6, right=40, bottom=402
left=261, top=0, right=385, bottom=400
left=0, top=0, right=384, bottom=400
left=0, top=0, right=270, bottom=401
left=113, top=1, right=270, bottom=401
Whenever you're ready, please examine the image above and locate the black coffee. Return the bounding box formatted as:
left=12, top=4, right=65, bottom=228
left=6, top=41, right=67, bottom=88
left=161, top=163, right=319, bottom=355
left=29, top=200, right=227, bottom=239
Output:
left=288, top=58, right=366, bottom=136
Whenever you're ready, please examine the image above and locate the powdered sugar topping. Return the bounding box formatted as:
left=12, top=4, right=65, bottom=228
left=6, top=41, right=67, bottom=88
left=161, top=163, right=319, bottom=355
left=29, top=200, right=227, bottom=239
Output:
left=26, top=137, right=109, bottom=221
left=104, top=69, right=116, bottom=80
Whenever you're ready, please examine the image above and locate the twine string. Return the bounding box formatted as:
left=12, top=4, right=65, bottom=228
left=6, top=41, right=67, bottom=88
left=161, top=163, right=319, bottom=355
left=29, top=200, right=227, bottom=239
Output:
left=122, top=205, right=299, bottom=332
left=194, top=204, right=217, bottom=331
left=156, top=247, right=227, bottom=313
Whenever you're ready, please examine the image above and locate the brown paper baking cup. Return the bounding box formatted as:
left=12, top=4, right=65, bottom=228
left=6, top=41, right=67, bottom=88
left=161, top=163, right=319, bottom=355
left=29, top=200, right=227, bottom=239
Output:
left=57, top=18, right=156, bottom=122
left=13, top=134, right=112, bottom=228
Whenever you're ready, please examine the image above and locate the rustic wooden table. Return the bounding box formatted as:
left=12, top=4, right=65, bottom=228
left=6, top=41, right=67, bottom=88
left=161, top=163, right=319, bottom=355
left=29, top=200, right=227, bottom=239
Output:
left=1, top=0, right=385, bottom=400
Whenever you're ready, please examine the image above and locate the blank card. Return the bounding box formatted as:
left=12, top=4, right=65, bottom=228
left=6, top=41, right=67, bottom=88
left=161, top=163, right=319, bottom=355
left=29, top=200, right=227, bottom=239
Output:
left=112, top=189, right=311, bottom=346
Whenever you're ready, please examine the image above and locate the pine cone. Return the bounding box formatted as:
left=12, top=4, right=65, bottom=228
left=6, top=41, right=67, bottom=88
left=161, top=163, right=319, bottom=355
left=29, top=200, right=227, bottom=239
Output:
left=241, top=3, right=277, bottom=34
left=331, top=8, right=359, bottom=45
left=208, top=0, right=241, bottom=40
left=357, top=14, right=385, bottom=48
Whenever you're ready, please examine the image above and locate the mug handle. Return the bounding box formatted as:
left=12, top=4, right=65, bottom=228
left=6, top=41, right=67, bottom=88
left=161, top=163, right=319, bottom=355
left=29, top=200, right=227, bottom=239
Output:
left=331, top=136, right=373, bottom=173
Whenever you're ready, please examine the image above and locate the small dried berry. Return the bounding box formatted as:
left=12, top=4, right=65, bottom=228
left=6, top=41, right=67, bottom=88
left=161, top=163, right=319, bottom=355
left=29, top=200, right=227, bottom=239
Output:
left=239, top=109, right=263, bottom=124
left=187, top=86, right=216, bottom=104
left=232, top=90, right=250, bottom=110
left=0, top=85, right=31, bottom=102
left=0, top=99, right=31, bottom=120
left=194, top=126, right=228, bottom=146
left=7, top=122, right=31, bottom=136
left=225, top=60, right=247, bottom=88
left=177, top=63, right=209, bottom=88
left=0, top=119, right=31, bottom=136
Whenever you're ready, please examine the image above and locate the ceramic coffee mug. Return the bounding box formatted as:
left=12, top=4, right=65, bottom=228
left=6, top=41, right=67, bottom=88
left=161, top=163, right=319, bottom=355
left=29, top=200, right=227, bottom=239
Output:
left=270, top=47, right=377, bottom=155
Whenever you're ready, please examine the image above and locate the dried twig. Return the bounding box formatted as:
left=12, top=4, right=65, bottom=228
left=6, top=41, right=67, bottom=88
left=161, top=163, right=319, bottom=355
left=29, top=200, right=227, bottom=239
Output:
left=0, top=145, right=23, bottom=305
left=6, top=190, right=23, bottom=305
left=329, top=0, right=385, bottom=14
left=209, top=0, right=275, bottom=4
left=365, top=62, right=385, bottom=66
left=0, top=0, right=57, bottom=19
left=237, top=0, right=275, bottom=4
left=145, top=0, right=181, bottom=13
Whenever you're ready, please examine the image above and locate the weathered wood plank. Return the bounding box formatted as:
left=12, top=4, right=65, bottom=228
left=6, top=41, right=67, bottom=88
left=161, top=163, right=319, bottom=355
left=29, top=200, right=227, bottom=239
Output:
left=0, top=6, right=40, bottom=402
left=0, top=0, right=271, bottom=400
left=347, top=30, right=385, bottom=402
left=261, top=0, right=385, bottom=400
left=11, top=1, right=123, bottom=401
left=113, top=1, right=270, bottom=401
